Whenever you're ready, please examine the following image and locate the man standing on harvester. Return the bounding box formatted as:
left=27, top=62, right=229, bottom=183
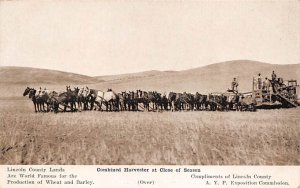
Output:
left=271, top=71, right=277, bottom=93
left=231, top=77, right=239, bottom=93
left=257, top=73, right=262, bottom=90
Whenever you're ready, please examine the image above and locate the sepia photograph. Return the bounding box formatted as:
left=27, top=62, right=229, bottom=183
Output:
left=0, top=0, right=299, bottom=169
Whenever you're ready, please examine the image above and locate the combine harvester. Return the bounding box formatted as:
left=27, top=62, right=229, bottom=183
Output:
left=208, top=76, right=300, bottom=112
left=244, top=78, right=299, bottom=109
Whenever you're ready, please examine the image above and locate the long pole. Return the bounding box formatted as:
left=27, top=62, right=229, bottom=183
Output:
left=252, top=77, right=254, bottom=99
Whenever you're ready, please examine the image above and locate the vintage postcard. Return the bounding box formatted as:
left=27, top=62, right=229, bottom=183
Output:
left=0, top=0, right=299, bottom=187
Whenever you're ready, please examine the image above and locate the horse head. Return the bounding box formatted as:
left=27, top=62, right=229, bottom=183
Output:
left=78, top=88, right=84, bottom=95
left=82, top=88, right=89, bottom=98
left=85, top=88, right=96, bottom=100
left=201, top=94, right=207, bottom=102
left=66, top=85, right=71, bottom=92
left=23, top=87, right=31, bottom=96
left=155, top=92, right=161, bottom=98
left=74, top=87, right=80, bottom=94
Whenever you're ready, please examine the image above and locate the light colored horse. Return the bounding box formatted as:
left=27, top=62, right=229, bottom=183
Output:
left=87, top=88, right=119, bottom=111
left=77, top=87, right=90, bottom=110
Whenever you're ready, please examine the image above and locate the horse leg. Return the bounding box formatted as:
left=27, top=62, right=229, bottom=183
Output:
left=171, top=101, right=174, bottom=111
left=42, top=102, right=45, bottom=112
left=115, top=101, right=119, bottom=112
left=56, top=103, right=60, bottom=113
left=36, top=102, right=39, bottom=112
left=77, top=101, right=80, bottom=110
left=112, top=101, right=115, bottom=111
left=90, top=101, right=94, bottom=110
left=46, top=103, right=50, bottom=112
left=86, top=101, right=89, bottom=110
left=33, top=102, right=37, bottom=113
left=84, top=101, right=88, bottom=110
left=37, top=102, right=40, bottom=112
left=39, top=102, right=42, bottom=112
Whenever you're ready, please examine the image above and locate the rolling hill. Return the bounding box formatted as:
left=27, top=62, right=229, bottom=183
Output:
left=95, top=70, right=174, bottom=82
left=0, top=66, right=100, bottom=84
left=0, top=60, right=299, bottom=98
left=89, top=60, right=300, bottom=93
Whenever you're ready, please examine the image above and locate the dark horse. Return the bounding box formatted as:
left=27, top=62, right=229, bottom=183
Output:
left=208, top=93, right=228, bottom=111
left=23, top=87, right=39, bottom=112
left=23, top=87, right=50, bottom=112
left=47, top=87, right=79, bottom=113
left=194, top=92, right=208, bottom=110
left=181, top=92, right=194, bottom=111
left=118, top=91, right=129, bottom=111
left=168, top=92, right=179, bottom=111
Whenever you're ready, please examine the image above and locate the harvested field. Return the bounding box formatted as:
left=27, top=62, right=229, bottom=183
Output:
left=1, top=99, right=299, bottom=165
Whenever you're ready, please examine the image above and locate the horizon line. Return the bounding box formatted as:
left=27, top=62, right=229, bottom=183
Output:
left=1, top=59, right=299, bottom=77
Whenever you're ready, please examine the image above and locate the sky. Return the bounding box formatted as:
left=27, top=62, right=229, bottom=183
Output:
left=0, top=0, right=299, bottom=76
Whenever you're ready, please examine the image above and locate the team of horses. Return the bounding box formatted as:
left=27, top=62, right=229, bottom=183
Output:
left=23, top=86, right=256, bottom=113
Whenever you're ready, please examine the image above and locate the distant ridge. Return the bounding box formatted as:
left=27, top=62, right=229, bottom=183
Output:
left=0, top=66, right=101, bottom=84
left=89, top=60, right=300, bottom=93
left=1, top=60, right=299, bottom=98
left=96, top=70, right=175, bottom=82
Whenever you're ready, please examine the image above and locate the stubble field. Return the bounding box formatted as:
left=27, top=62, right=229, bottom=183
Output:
left=0, top=99, right=299, bottom=165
